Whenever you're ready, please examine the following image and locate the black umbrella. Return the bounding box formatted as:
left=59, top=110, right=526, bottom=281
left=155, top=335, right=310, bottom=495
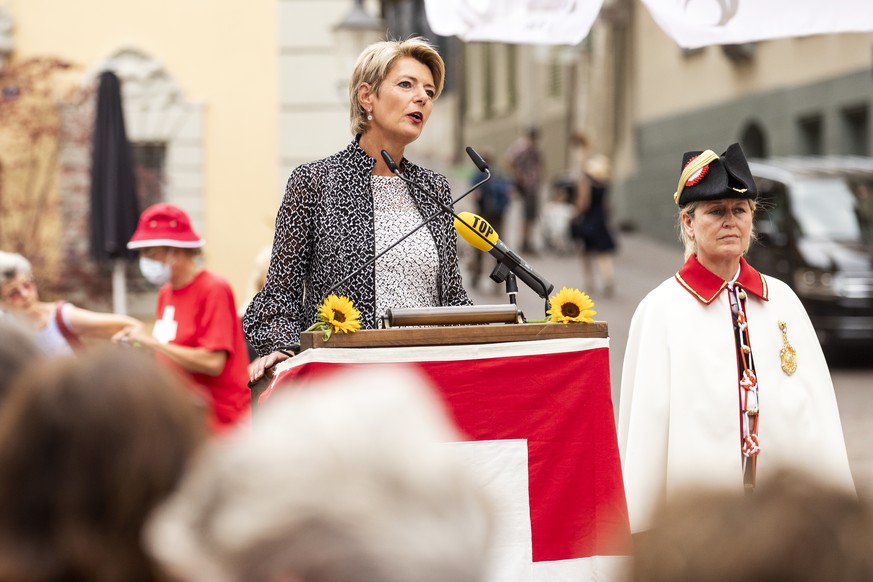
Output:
left=89, top=70, right=140, bottom=313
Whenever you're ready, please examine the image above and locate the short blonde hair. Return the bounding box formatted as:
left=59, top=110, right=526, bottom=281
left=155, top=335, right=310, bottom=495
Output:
left=348, top=37, right=445, bottom=136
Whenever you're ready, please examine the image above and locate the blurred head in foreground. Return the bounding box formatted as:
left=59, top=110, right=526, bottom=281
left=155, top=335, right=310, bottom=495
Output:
left=0, top=347, right=208, bottom=582
left=147, top=365, right=494, bottom=582
left=0, top=317, right=40, bottom=401
left=631, top=472, right=873, bottom=582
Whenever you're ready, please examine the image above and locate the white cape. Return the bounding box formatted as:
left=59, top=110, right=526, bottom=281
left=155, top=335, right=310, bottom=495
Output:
left=618, top=274, right=855, bottom=532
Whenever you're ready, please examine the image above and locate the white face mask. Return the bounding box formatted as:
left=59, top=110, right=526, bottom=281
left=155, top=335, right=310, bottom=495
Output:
left=139, top=257, right=171, bottom=286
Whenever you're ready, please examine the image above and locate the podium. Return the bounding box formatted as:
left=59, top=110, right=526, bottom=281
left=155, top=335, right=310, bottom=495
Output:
left=262, top=322, right=632, bottom=582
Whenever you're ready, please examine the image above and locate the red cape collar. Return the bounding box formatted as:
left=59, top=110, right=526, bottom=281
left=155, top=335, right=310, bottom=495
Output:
left=675, top=254, right=768, bottom=305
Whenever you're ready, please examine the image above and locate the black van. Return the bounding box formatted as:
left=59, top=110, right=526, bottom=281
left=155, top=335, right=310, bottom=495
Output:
left=746, top=157, right=873, bottom=351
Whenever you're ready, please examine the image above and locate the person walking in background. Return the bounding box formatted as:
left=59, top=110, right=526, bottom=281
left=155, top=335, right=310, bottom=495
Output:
left=0, top=250, right=143, bottom=356
left=505, top=126, right=544, bottom=254
left=0, top=348, right=207, bottom=582
left=618, top=143, right=855, bottom=534
left=245, top=37, right=471, bottom=384
left=570, top=154, right=618, bottom=296
left=468, top=148, right=511, bottom=289
left=121, top=203, right=251, bottom=430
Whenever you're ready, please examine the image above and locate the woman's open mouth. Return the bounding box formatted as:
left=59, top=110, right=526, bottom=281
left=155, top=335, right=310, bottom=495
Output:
left=407, top=112, right=423, bottom=122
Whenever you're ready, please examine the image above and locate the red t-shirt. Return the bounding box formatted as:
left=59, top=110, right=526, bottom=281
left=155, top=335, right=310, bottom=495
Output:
left=154, top=270, right=250, bottom=428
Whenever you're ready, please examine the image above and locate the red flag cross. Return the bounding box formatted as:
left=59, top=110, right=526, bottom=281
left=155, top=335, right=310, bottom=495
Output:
left=267, top=344, right=631, bottom=562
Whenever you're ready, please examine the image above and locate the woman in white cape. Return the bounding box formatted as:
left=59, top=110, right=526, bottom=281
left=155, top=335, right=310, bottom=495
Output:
left=618, top=143, right=855, bottom=533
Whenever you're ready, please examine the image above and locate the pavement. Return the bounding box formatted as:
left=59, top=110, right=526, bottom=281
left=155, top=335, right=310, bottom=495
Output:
left=459, top=202, right=873, bottom=501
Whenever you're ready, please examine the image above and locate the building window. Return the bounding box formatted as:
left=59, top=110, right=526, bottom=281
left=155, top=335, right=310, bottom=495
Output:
left=740, top=121, right=768, bottom=159
left=507, top=44, right=517, bottom=110
left=131, top=142, right=166, bottom=210
left=840, top=105, right=869, bottom=156
left=797, top=114, right=823, bottom=156
left=483, top=43, right=494, bottom=119
left=546, top=48, right=563, bottom=99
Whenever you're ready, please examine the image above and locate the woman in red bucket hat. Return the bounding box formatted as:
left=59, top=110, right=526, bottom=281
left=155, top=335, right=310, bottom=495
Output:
left=120, top=203, right=250, bottom=429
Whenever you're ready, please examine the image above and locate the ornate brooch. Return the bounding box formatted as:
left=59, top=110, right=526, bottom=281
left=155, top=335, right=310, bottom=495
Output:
left=778, top=320, right=797, bottom=376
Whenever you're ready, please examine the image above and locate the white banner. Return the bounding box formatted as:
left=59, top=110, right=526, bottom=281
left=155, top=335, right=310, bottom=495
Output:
left=641, top=0, right=873, bottom=49
left=425, top=0, right=873, bottom=48
left=423, top=0, right=605, bottom=45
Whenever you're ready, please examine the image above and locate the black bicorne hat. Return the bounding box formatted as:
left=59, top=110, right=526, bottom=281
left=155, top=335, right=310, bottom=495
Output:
left=673, top=143, right=757, bottom=206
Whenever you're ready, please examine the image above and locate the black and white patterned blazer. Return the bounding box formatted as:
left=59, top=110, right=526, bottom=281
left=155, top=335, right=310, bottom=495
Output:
left=243, top=137, right=472, bottom=356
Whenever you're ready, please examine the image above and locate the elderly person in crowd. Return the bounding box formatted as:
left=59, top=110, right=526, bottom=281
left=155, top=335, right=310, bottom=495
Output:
left=122, top=202, right=251, bottom=429
left=0, top=250, right=143, bottom=356
left=0, top=348, right=207, bottom=582
left=146, top=366, right=494, bottom=582
left=244, top=37, right=471, bottom=384
left=618, top=143, right=855, bottom=533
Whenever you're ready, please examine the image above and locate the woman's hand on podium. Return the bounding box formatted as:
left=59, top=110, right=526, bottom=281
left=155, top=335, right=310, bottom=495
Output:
left=248, top=350, right=291, bottom=386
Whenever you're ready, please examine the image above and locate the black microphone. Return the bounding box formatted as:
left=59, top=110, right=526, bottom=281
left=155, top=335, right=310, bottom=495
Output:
left=328, top=147, right=491, bottom=295
left=454, top=212, right=554, bottom=299
left=465, top=145, right=489, bottom=174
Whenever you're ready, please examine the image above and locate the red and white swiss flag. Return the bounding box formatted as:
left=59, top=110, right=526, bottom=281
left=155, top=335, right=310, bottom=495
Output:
left=263, top=337, right=632, bottom=581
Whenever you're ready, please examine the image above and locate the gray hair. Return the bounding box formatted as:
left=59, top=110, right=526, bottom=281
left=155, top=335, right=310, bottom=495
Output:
left=0, top=252, right=32, bottom=287
left=146, top=366, right=493, bottom=582
left=348, top=37, right=445, bottom=136
left=677, top=199, right=757, bottom=260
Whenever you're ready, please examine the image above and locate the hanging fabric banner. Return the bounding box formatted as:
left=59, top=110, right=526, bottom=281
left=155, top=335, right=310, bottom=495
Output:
left=423, top=0, right=605, bottom=45
left=640, top=0, right=873, bottom=49
left=425, top=0, right=873, bottom=48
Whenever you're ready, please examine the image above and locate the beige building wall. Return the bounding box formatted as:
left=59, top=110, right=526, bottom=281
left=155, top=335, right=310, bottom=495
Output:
left=3, top=0, right=279, bottom=302
left=633, top=8, right=873, bottom=123
left=278, top=0, right=356, bottom=182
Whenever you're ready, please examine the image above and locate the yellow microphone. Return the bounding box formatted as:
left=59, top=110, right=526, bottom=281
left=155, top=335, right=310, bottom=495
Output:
left=453, top=211, right=554, bottom=299
left=454, top=211, right=499, bottom=251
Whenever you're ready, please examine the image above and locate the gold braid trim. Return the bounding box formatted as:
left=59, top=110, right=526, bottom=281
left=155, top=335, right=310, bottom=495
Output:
left=674, top=149, right=719, bottom=204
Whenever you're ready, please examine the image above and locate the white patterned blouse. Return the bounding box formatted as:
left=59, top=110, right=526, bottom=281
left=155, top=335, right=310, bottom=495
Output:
left=372, top=175, right=440, bottom=321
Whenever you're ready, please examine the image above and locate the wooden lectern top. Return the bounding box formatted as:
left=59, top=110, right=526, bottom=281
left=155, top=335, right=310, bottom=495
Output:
left=299, top=321, right=608, bottom=351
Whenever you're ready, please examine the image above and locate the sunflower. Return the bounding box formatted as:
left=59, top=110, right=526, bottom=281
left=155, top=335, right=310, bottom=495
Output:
left=306, top=294, right=362, bottom=340
left=546, top=286, right=596, bottom=324
left=318, top=294, right=362, bottom=334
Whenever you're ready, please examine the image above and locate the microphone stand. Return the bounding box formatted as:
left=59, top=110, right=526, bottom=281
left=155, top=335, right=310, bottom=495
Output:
left=487, top=261, right=526, bottom=319
left=506, top=274, right=520, bottom=308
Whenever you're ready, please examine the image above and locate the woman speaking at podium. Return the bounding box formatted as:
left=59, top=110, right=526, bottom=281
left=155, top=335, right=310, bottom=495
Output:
left=245, top=37, right=471, bottom=383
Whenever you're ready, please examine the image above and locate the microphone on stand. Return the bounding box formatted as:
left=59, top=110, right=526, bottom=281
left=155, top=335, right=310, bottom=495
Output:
left=453, top=211, right=554, bottom=300
left=384, top=147, right=554, bottom=301
left=329, top=147, right=491, bottom=295
left=383, top=150, right=554, bottom=301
